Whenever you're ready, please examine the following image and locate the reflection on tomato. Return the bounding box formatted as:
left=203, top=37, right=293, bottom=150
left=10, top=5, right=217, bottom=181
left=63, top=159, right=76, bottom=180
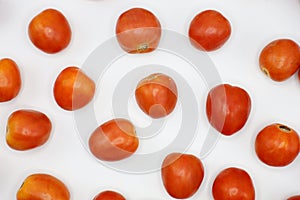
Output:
left=212, top=167, right=255, bottom=200
left=255, top=123, right=300, bottom=167
left=93, top=190, right=125, bottom=200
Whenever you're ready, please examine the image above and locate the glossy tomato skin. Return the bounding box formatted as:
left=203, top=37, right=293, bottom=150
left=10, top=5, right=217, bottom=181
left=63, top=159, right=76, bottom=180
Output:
left=0, top=58, right=21, bottom=102
left=259, top=39, right=300, bottom=81
left=255, top=123, right=300, bottom=167
left=161, top=153, right=204, bottom=199
left=135, top=73, right=178, bottom=119
left=28, top=8, right=72, bottom=54
left=287, top=195, right=300, bottom=200
left=53, top=66, right=95, bottom=111
left=206, top=84, right=251, bottom=136
left=89, top=118, right=139, bottom=161
left=212, top=167, right=255, bottom=200
left=116, top=7, right=161, bottom=53
left=93, top=190, right=126, bottom=200
left=189, top=10, right=231, bottom=51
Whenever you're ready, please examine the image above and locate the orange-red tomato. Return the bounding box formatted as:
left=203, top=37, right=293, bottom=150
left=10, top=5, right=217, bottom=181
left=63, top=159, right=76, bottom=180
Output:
left=212, top=167, right=255, bottom=200
left=28, top=8, right=72, bottom=54
left=259, top=39, right=300, bottom=81
left=287, top=195, right=300, bottom=200
left=115, top=7, right=161, bottom=53
left=161, top=153, right=204, bottom=199
left=188, top=10, right=231, bottom=51
left=89, top=118, right=139, bottom=161
left=135, top=73, right=178, bottom=119
left=53, top=66, right=95, bottom=111
left=255, top=123, right=300, bottom=167
left=0, top=58, right=21, bottom=102
left=206, top=83, right=251, bottom=136
left=93, top=190, right=126, bottom=200
left=6, top=109, right=52, bottom=151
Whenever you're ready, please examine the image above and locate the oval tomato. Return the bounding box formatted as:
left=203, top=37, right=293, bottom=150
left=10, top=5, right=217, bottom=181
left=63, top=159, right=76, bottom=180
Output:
left=93, top=190, right=125, bottom=200
left=135, top=73, right=178, bottom=119
left=28, top=8, right=72, bottom=54
left=161, top=152, right=204, bottom=199
left=255, top=123, right=300, bottom=167
left=212, top=167, right=255, bottom=200
left=0, top=58, right=21, bottom=102
left=115, top=7, right=161, bottom=53
left=206, top=83, right=251, bottom=136
left=189, top=9, right=231, bottom=51
left=89, top=118, right=139, bottom=161
left=53, top=66, right=95, bottom=111
left=259, top=38, right=300, bottom=81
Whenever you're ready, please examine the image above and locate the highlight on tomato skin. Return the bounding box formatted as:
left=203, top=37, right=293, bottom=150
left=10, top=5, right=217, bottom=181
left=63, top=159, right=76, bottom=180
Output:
left=115, top=7, right=161, bottom=54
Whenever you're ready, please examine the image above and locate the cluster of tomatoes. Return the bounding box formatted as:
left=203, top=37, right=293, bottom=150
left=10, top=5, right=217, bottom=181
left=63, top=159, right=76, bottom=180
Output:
left=1, top=4, right=300, bottom=200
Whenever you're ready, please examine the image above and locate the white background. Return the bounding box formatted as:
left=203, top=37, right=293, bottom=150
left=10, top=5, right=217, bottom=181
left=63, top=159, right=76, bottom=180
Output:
left=1, top=0, right=300, bottom=199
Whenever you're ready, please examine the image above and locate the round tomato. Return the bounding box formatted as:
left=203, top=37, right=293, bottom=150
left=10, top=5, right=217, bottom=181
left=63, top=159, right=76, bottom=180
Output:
left=115, top=7, right=161, bottom=53
left=255, top=123, right=300, bottom=167
left=259, top=38, right=300, bottom=81
left=287, top=195, right=300, bottom=200
left=188, top=9, right=231, bottom=51
left=53, top=66, right=95, bottom=111
left=88, top=118, right=139, bottom=161
left=93, top=190, right=125, bottom=200
left=206, top=83, right=251, bottom=136
left=0, top=58, right=21, bottom=102
left=161, top=152, right=204, bottom=199
left=135, top=73, right=178, bottom=119
left=212, top=167, right=255, bottom=200
left=28, top=8, right=72, bottom=54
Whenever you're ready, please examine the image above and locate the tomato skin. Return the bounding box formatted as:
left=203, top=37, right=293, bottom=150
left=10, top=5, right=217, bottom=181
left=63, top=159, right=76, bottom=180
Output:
left=206, top=84, right=251, bottom=136
left=93, top=190, right=126, bottom=200
left=259, top=39, right=300, bottom=81
left=116, top=7, right=161, bottom=53
left=53, top=66, right=95, bottom=111
left=287, top=195, right=300, bottom=200
left=89, top=118, right=139, bottom=161
left=255, top=123, right=300, bottom=167
left=28, top=8, right=72, bottom=54
left=212, top=167, right=255, bottom=200
left=0, top=58, right=21, bottom=102
left=161, top=153, right=204, bottom=199
left=135, top=73, right=178, bottom=119
left=188, top=10, right=231, bottom=51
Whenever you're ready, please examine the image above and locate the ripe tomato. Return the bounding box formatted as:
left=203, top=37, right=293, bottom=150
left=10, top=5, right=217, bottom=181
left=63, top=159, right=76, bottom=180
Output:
left=212, top=167, right=255, bottom=200
left=89, top=118, right=139, bottom=161
left=255, top=123, right=300, bottom=167
left=93, top=190, right=125, bottom=200
left=259, top=39, right=300, bottom=81
left=188, top=9, right=231, bottom=51
left=6, top=109, right=52, bottom=151
left=0, top=58, right=21, bottom=102
left=53, top=66, right=95, bottom=111
left=161, top=152, right=204, bottom=199
left=115, top=7, right=161, bottom=53
left=135, top=73, right=178, bottom=119
left=206, top=83, right=251, bottom=136
left=28, top=8, right=72, bottom=54
left=287, top=195, right=300, bottom=200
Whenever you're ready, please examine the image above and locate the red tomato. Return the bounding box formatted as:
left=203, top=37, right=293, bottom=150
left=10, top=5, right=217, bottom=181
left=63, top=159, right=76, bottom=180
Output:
left=115, top=7, right=161, bottom=53
left=212, top=167, right=255, bottom=200
left=28, top=8, right=72, bottom=54
left=206, top=83, right=251, bottom=136
left=259, top=39, right=300, bottom=81
left=135, top=73, right=178, bottom=119
left=188, top=10, right=231, bottom=51
left=255, top=123, right=300, bottom=167
left=161, top=152, right=204, bottom=199
left=93, top=190, right=126, bottom=200
left=6, top=109, right=52, bottom=151
left=0, top=58, right=21, bottom=102
left=89, top=118, right=139, bottom=161
left=53, top=66, right=95, bottom=111
left=287, top=195, right=300, bottom=200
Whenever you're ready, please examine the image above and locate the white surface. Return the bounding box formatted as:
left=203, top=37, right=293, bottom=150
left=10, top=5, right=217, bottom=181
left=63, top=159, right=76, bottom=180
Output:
left=0, top=0, right=300, bottom=199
